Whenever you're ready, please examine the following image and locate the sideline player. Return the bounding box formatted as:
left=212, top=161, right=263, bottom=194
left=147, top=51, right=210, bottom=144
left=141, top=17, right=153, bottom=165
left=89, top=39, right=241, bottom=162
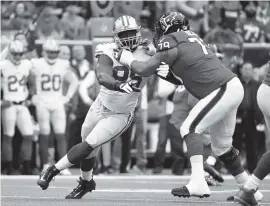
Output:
left=114, top=11, right=262, bottom=200
left=36, top=16, right=162, bottom=198
left=30, top=39, right=78, bottom=174
left=1, top=40, right=34, bottom=174
left=234, top=61, right=270, bottom=206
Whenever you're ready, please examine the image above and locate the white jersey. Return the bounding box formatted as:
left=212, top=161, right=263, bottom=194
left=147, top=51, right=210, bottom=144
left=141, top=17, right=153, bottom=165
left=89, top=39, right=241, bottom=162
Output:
left=95, top=43, right=151, bottom=113
left=0, top=59, right=31, bottom=102
left=31, top=58, right=70, bottom=104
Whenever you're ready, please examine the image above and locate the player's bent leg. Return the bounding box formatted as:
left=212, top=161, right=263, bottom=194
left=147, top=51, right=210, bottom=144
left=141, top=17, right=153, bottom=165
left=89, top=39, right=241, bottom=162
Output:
left=36, top=104, right=51, bottom=168
left=210, top=108, right=263, bottom=202
left=17, top=105, right=34, bottom=174
left=37, top=100, right=104, bottom=190
left=1, top=106, right=16, bottom=174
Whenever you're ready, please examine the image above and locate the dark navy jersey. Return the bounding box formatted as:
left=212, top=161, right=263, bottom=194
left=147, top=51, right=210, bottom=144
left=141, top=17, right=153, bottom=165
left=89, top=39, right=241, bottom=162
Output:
left=156, top=30, right=236, bottom=99
left=263, top=62, right=270, bottom=86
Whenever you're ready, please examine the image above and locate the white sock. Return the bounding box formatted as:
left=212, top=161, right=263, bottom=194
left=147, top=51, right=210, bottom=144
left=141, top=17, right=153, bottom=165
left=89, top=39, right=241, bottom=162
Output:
left=234, top=171, right=249, bottom=186
left=80, top=169, right=93, bottom=181
left=234, top=172, right=263, bottom=201
left=206, top=156, right=216, bottom=166
left=55, top=155, right=73, bottom=171
left=245, top=174, right=261, bottom=190
left=190, top=155, right=205, bottom=182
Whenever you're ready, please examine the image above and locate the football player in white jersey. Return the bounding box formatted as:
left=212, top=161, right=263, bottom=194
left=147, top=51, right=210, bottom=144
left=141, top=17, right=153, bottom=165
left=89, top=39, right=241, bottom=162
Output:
left=37, top=15, right=165, bottom=198
left=30, top=39, right=79, bottom=174
left=0, top=40, right=34, bottom=174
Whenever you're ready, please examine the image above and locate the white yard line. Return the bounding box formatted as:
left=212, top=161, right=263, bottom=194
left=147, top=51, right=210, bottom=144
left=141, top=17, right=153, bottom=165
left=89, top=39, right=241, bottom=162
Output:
left=2, top=186, right=270, bottom=194
left=2, top=175, right=270, bottom=180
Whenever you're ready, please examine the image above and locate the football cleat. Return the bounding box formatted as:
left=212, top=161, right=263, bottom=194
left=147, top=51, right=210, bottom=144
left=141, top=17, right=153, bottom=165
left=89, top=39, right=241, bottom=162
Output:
left=204, top=162, right=224, bottom=183
left=171, top=186, right=210, bottom=198
left=65, top=177, right=96, bottom=199
left=37, top=165, right=59, bottom=190
left=228, top=189, right=263, bottom=202
left=234, top=187, right=259, bottom=206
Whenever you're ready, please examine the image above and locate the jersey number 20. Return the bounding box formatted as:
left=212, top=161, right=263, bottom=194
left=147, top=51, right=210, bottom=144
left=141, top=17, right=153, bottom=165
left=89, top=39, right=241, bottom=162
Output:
left=41, top=74, right=61, bottom=91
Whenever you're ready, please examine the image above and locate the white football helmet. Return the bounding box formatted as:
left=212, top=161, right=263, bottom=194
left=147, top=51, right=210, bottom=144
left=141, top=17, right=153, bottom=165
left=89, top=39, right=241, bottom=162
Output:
left=42, top=39, right=60, bottom=64
left=113, top=15, right=141, bottom=51
left=9, top=40, right=24, bottom=65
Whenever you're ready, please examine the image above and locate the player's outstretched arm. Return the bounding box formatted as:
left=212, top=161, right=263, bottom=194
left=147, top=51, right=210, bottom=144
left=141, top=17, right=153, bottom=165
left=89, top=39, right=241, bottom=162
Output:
left=116, top=42, right=178, bottom=77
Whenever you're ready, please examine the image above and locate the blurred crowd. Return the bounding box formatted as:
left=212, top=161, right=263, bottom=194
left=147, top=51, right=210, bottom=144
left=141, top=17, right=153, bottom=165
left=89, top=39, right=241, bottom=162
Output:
left=1, top=1, right=270, bottom=176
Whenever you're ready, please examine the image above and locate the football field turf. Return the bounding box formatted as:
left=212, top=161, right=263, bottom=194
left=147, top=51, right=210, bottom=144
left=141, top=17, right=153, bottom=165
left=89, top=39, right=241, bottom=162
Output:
left=1, top=175, right=270, bottom=206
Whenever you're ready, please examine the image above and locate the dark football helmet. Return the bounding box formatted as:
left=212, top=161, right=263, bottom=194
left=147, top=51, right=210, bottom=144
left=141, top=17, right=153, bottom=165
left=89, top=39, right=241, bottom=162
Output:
left=154, top=12, right=190, bottom=41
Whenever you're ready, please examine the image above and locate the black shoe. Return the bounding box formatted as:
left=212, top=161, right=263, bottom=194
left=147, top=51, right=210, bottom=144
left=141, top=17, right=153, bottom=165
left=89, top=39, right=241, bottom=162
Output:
left=37, top=165, right=60, bottom=190
left=65, top=177, right=96, bottom=199
left=234, top=187, right=258, bottom=206
left=171, top=186, right=210, bottom=198
left=204, top=162, right=224, bottom=183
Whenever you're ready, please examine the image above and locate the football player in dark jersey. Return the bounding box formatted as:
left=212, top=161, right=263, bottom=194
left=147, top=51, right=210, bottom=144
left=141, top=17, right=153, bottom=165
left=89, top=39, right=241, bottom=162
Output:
left=234, top=63, right=270, bottom=206
left=114, top=11, right=262, bottom=200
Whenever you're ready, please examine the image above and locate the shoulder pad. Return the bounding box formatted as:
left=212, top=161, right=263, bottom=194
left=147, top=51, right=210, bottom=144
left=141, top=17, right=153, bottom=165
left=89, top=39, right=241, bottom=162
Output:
left=156, top=35, right=178, bottom=52
left=95, top=43, right=116, bottom=58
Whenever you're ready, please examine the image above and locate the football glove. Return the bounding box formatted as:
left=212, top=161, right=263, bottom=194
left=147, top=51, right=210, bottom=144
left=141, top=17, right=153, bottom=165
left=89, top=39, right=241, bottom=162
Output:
left=115, top=79, right=141, bottom=94
left=141, top=39, right=156, bottom=56
left=156, top=62, right=170, bottom=78
left=113, top=49, right=136, bottom=68
left=156, top=62, right=183, bottom=85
